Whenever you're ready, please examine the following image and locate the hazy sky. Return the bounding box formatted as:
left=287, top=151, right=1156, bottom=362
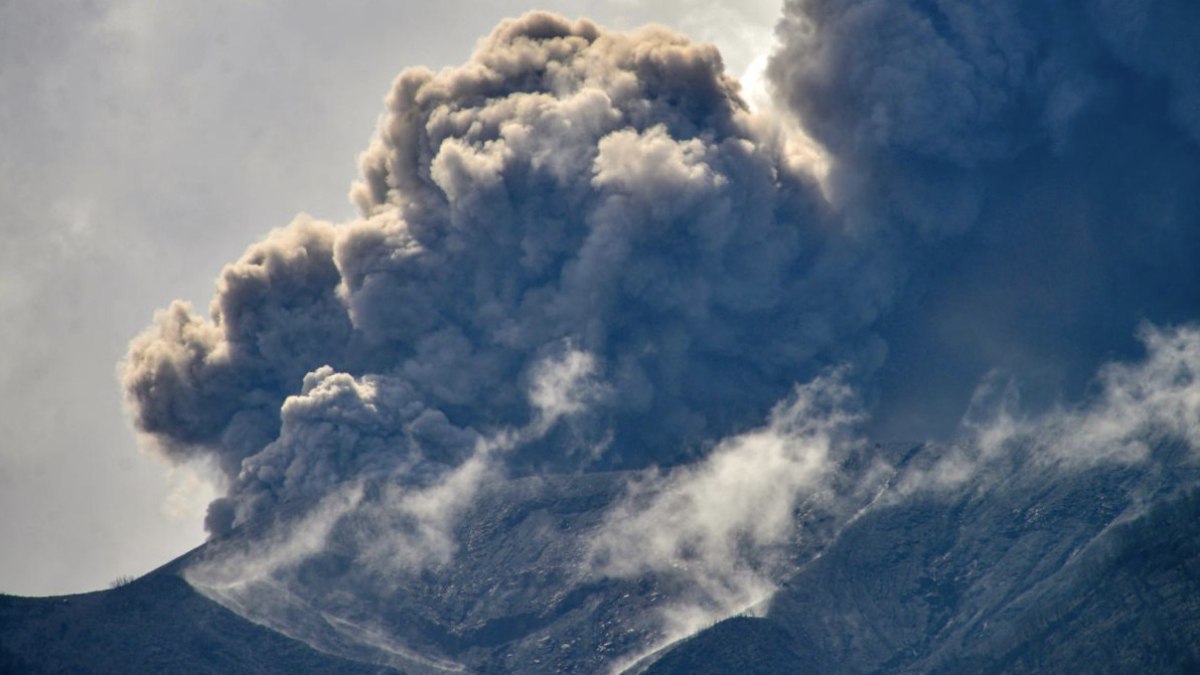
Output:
left=0, top=0, right=779, bottom=596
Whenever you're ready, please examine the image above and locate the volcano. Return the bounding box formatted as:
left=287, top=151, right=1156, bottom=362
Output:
left=7, top=3, right=1200, bottom=673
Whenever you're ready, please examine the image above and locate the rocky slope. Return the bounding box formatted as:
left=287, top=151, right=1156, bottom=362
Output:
left=4, top=443, right=1199, bottom=674
left=0, top=572, right=398, bottom=674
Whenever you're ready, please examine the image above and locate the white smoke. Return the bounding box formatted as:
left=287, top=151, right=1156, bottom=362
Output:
left=895, top=324, right=1200, bottom=497
left=589, top=371, right=862, bottom=640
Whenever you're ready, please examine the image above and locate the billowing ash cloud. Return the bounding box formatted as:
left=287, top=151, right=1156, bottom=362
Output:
left=123, top=13, right=894, bottom=535
left=769, top=0, right=1200, bottom=439
left=118, top=4, right=1200, bottom=669
left=122, top=3, right=1200, bottom=540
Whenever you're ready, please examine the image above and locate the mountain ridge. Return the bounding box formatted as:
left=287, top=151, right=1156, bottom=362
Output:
left=5, top=442, right=1200, bottom=673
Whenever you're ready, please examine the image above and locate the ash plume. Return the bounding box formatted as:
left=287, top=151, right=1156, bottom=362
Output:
left=123, top=12, right=894, bottom=536
left=770, top=0, right=1200, bottom=439
left=117, top=4, right=1200, bottom=670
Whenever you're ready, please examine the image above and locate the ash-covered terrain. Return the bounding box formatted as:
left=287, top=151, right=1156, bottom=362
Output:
left=6, top=438, right=1200, bottom=673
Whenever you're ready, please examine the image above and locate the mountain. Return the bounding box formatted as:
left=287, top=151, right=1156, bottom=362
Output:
left=0, top=571, right=397, bottom=674
left=2, top=472, right=668, bottom=675
left=640, top=453, right=1200, bottom=673
left=4, top=441, right=1200, bottom=674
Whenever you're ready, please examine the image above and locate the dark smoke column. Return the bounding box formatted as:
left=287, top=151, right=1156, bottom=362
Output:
left=768, top=0, right=1200, bottom=439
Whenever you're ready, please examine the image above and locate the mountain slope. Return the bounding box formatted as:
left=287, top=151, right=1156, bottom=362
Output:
left=0, top=572, right=400, bottom=674
left=642, top=463, right=1200, bottom=674
left=5, top=450, right=1200, bottom=674
left=939, top=485, right=1200, bottom=674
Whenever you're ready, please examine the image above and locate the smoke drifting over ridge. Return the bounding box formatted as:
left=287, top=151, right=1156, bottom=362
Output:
left=124, top=4, right=1200, bottom=538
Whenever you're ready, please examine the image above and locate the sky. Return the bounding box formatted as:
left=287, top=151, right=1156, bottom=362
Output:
left=0, top=0, right=779, bottom=596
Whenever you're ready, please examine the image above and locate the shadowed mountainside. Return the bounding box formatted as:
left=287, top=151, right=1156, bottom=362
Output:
left=642, top=473, right=1200, bottom=673
left=0, top=571, right=400, bottom=674
left=4, top=447, right=1200, bottom=674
